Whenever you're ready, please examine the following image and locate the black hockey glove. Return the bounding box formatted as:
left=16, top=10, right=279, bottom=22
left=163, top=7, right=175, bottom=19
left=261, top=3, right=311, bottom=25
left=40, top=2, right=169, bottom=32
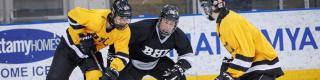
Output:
left=215, top=72, right=234, bottom=80
left=79, top=33, right=96, bottom=57
left=162, top=59, right=191, bottom=80
left=220, top=57, right=233, bottom=74
left=215, top=57, right=234, bottom=80
left=100, top=68, right=119, bottom=80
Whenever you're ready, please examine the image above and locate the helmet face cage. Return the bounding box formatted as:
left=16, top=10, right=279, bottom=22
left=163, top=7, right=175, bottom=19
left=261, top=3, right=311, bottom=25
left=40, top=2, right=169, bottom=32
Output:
left=111, top=0, right=132, bottom=28
left=159, top=4, right=180, bottom=36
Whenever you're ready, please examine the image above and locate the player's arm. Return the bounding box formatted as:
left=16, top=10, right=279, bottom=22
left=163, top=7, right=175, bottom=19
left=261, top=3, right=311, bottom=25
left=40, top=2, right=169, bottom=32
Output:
left=66, top=7, right=101, bottom=57
left=68, top=7, right=107, bottom=34
left=162, top=28, right=194, bottom=79
left=216, top=21, right=255, bottom=79
left=174, top=28, right=194, bottom=72
left=105, top=21, right=140, bottom=74
left=67, top=7, right=90, bottom=34
left=67, top=7, right=107, bottom=80
left=109, top=27, right=130, bottom=72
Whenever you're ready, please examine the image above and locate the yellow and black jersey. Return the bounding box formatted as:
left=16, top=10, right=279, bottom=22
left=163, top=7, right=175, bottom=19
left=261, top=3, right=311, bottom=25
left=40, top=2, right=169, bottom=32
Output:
left=62, top=7, right=130, bottom=71
left=216, top=10, right=283, bottom=78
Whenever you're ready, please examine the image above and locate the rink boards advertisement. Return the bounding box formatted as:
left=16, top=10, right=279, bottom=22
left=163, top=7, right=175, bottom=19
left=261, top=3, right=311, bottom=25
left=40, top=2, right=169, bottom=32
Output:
left=0, top=9, right=320, bottom=80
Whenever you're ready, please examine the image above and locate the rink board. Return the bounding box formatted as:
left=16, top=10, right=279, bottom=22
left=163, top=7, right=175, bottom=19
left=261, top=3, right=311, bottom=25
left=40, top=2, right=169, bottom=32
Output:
left=0, top=9, right=320, bottom=80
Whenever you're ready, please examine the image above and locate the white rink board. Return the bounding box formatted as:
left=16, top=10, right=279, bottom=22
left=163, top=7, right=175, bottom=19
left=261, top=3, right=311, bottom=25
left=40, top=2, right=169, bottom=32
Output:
left=0, top=9, right=320, bottom=80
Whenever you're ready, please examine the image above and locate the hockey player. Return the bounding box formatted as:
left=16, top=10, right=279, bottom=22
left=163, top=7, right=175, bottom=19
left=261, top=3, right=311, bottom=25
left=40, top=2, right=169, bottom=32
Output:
left=46, top=0, right=132, bottom=80
left=108, top=4, right=194, bottom=80
left=199, top=0, right=284, bottom=80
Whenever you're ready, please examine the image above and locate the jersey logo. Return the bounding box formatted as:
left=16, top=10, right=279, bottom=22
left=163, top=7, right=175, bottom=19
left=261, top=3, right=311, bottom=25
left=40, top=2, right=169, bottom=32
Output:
left=142, top=46, right=170, bottom=58
left=92, top=33, right=109, bottom=45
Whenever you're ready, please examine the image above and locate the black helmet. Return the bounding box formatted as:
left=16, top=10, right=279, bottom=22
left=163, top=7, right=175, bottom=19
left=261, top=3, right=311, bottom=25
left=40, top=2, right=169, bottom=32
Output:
left=112, top=0, right=132, bottom=18
left=108, top=0, right=132, bottom=29
left=158, top=4, right=180, bottom=36
left=160, top=4, right=179, bottom=23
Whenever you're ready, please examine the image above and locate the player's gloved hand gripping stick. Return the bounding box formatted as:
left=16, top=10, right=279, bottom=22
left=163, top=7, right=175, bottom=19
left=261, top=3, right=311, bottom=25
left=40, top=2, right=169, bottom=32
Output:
left=162, top=59, right=192, bottom=80
left=79, top=33, right=118, bottom=80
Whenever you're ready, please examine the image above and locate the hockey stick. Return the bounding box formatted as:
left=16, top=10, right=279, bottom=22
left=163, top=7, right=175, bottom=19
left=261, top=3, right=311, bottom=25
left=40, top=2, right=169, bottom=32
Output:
left=89, top=51, right=117, bottom=80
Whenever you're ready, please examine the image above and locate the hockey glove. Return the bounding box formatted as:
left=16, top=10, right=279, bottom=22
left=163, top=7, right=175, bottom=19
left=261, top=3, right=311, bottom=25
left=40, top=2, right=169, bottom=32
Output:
left=215, top=57, right=234, bottom=80
left=100, top=68, right=119, bottom=80
left=162, top=59, right=191, bottom=80
left=215, top=72, right=234, bottom=80
left=79, top=33, right=96, bottom=57
left=220, top=57, right=233, bottom=74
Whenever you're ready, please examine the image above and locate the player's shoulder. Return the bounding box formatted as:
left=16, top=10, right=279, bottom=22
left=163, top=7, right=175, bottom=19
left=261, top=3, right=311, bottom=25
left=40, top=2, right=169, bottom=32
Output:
left=68, top=7, right=110, bottom=24
left=173, top=27, right=186, bottom=36
left=128, top=19, right=158, bottom=41
left=224, top=10, right=245, bottom=24
left=129, top=19, right=158, bottom=31
left=130, top=19, right=158, bottom=27
left=69, top=7, right=110, bottom=15
left=119, top=25, right=131, bottom=34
